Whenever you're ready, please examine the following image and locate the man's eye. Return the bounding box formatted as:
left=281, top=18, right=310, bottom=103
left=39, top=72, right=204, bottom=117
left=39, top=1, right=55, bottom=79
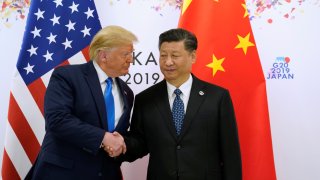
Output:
left=122, top=52, right=133, bottom=58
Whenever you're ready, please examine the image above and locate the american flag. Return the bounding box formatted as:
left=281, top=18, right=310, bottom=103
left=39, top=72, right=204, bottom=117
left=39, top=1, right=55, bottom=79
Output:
left=1, top=0, right=101, bottom=179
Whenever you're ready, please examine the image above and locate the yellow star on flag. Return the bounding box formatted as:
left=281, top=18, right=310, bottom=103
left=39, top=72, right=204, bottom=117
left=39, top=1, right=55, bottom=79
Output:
left=242, top=3, right=249, bottom=18
left=235, top=33, right=255, bottom=55
left=181, top=0, right=192, bottom=15
left=206, top=54, right=225, bottom=77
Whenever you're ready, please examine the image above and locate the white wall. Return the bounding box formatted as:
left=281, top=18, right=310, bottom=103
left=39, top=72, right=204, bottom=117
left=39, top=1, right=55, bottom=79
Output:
left=250, top=2, right=320, bottom=179
left=0, top=17, right=28, bottom=173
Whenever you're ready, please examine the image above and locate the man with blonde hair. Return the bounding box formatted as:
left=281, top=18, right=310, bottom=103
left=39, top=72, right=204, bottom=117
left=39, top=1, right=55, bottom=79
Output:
left=26, top=25, right=138, bottom=180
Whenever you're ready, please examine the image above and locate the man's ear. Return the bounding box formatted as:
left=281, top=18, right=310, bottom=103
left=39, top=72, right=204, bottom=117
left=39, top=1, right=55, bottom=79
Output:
left=191, top=50, right=196, bottom=64
left=98, top=50, right=108, bottom=62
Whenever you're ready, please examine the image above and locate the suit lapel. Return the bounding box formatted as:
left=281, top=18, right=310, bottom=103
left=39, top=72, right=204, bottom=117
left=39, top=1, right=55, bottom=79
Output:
left=154, top=80, right=178, bottom=140
left=114, top=78, right=130, bottom=130
left=83, top=61, right=108, bottom=130
left=179, top=76, right=207, bottom=141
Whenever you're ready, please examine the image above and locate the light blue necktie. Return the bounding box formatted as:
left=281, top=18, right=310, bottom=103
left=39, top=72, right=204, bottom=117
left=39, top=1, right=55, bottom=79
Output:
left=104, top=77, right=115, bottom=132
left=172, top=89, right=185, bottom=135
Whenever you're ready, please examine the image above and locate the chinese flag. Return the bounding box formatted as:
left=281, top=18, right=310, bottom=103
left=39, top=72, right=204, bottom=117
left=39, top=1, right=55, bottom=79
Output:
left=179, top=0, right=277, bottom=180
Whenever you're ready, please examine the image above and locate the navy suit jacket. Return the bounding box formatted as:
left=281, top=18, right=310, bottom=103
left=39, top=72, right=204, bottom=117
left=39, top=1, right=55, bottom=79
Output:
left=125, top=75, right=242, bottom=180
left=26, top=61, right=133, bottom=180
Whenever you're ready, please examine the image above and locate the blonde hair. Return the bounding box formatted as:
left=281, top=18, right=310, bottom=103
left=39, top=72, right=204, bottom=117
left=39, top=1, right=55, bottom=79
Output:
left=89, top=25, right=138, bottom=60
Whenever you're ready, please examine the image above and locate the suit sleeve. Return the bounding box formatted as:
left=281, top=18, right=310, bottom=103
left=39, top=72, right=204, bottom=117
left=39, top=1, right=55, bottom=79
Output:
left=44, top=67, right=105, bottom=155
left=123, top=94, right=149, bottom=162
left=219, top=90, right=242, bottom=180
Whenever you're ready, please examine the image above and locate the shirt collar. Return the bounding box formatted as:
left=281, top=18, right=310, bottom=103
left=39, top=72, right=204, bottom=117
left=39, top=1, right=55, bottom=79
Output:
left=166, top=74, right=193, bottom=97
left=93, top=60, right=112, bottom=84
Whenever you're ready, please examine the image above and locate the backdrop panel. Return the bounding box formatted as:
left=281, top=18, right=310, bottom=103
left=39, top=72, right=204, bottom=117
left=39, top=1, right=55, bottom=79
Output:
left=1, top=1, right=320, bottom=180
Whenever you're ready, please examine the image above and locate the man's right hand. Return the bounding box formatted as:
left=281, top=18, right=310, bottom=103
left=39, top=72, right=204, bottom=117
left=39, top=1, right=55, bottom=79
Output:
left=102, top=132, right=126, bottom=157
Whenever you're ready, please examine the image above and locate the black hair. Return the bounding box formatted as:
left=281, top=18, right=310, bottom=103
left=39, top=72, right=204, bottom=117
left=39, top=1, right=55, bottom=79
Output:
left=158, top=28, right=197, bottom=52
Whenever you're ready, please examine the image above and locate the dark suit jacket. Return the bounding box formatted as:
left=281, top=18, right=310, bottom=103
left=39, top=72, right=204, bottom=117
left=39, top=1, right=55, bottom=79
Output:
left=125, top=75, right=242, bottom=180
left=26, top=61, right=133, bottom=180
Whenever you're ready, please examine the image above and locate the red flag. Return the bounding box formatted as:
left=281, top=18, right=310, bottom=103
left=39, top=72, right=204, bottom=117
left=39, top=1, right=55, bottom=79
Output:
left=1, top=0, right=101, bottom=179
left=179, top=0, right=276, bottom=179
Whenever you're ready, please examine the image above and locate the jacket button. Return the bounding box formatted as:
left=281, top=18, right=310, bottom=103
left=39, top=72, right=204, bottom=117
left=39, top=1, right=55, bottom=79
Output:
left=177, top=145, right=181, bottom=150
left=98, top=172, right=102, bottom=176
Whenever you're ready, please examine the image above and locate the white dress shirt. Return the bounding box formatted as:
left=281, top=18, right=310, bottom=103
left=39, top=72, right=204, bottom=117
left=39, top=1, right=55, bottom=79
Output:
left=93, top=61, right=124, bottom=128
left=166, top=74, right=193, bottom=113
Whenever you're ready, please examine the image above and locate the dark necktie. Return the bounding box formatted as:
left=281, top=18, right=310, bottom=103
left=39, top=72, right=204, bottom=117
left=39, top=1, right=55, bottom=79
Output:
left=172, top=89, right=184, bottom=135
left=104, top=77, right=115, bottom=132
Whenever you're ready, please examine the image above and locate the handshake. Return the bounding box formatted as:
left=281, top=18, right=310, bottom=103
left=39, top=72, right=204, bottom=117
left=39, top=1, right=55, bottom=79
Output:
left=101, top=132, right=126, bottom=157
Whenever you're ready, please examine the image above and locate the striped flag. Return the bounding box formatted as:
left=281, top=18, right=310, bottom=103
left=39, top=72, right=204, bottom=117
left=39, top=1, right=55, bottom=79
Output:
left=179, top=0, right=277, bottom=179
left=1, top=0, right=101, bottom=179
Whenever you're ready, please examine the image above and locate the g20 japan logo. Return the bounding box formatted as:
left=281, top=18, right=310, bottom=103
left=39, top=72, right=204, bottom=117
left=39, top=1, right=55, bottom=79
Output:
left=266, top=56, right=294, bottom=80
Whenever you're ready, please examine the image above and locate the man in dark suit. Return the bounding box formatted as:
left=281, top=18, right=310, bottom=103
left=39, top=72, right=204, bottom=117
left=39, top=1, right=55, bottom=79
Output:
left=122, top=28, right=242, bottom=180
left=26, top=26, right=137, bottom=180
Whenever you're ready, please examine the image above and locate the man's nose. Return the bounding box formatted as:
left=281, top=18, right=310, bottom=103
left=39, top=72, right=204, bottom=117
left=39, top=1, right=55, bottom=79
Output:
left=165, top=57, right=173, bottom=66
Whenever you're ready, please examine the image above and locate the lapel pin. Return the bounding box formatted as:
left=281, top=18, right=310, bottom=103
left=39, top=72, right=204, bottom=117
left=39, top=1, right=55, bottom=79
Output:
left=124, top=91, right=127, bottom=95
left=199, top=91, right=204, bottom=96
